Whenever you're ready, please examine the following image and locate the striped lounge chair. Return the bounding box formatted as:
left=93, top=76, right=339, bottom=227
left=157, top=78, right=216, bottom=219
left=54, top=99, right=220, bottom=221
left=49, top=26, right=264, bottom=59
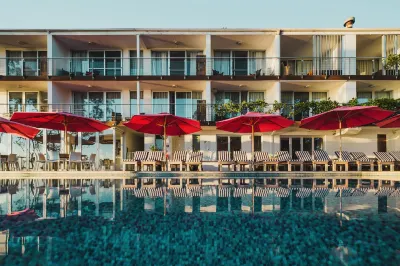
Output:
left=334, top=151, right=355, bottom=171
left=312, top=150, right=331, bottom=171
left=122, top=151, right=148, bottom=171
left=168, top=151, right=188, bottom=171
left=373, top=152, right=395, bottom=171
left=233, top=151, right=251, bottom=171
left=185, top=151, right=203, bottom=171
left=218, top=151, right=235, bottom=171
left=253, top=152, right=279, bottom=171
left=142, top=151, right=166, bottom=171
left=276, top=151, right=302, bottom=171
left=389, top=151, right=400, bottom=170
left=350, top=152, right=375, bottom=171
left=294, top=151, right=313, bottom=171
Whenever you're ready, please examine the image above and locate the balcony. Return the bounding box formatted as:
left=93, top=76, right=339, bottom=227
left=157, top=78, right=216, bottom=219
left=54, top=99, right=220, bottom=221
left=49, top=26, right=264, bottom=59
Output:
left=0, top=57, right=48, bottom=77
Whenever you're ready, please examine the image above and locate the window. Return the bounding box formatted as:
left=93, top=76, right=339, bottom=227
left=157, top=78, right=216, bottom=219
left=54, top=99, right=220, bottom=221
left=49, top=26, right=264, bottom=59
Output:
left=254, top=136, right=262, bottom=152
left=155, top=135, right=164, bottom=151
left=248, top=92, right=264, bottom=102
left=129, top=50, right=144, bottom=75
left=375, top=91, right=391, bottom=99
left=106, top=92, right=122, bottom=121
left=216, top=136, right=241, bottom=158
left=311, top=92, right=327, bottom=102
left=130, top=91, right=144, bottom=115
left=88, top=51, right=122, bottom=76
left=280, top=136, right=324, bottom=158
left=73, top=91, right=121, bottom=121
left=377, top=134, right=387, bottom=152
left=176, top=92, right=192, bottom=118
left=6, top=50, right=46, bottom=76
left=151, top=51, right=169, bottom=75
left=192, top=135, right=200, bottom=151
left=215, top=91, right=240, bottom=104
left=152, top=92, right=169, bottom=114
left=8, top=92, right=40, bottom=114
left=357, top=92, right=372, bottom=104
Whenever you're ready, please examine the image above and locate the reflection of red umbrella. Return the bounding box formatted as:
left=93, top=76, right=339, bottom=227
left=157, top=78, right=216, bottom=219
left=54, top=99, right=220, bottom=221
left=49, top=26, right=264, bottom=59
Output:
left=216, top=112, right=294, bottom=160
left=376, top=114, right=400, bottom=128
left=0, top=117, right=39, bottom=139
left=300, top=106, right=393, bottom=159
left=11, top=112, right=110, bottom=151
left=124, top=113, right=201, bottom=153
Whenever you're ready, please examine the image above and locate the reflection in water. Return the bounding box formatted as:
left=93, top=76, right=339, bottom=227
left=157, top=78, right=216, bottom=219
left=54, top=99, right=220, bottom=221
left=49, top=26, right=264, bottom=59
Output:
left=0, top=178, right=399, bottom=264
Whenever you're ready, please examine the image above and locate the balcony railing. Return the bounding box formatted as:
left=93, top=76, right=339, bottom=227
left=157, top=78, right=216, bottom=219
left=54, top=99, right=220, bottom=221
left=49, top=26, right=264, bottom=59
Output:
left=1, top=57, right=397, bottom=77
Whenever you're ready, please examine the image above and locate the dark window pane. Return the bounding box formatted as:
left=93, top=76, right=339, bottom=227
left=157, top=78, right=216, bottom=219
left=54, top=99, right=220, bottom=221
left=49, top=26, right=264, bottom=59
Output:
left=217, top=136, right=229, bottom=157
left=280, top=138, right=289, bottom=152
left=303, top=138, right=312, bottom=153
left=292, top=138, right=301, bottom=159
left=314, top=138, right=323, bottom=151
left=377, top=134, right=387, bottom=152
left=254, top=136, right=262, bottom=152
left=192, top=135, right=200, bottom=152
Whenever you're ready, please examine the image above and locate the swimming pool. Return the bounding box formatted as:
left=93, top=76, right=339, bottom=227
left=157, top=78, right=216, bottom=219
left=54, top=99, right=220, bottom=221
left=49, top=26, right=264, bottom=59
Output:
left=0, top=179, right=399, bottom=265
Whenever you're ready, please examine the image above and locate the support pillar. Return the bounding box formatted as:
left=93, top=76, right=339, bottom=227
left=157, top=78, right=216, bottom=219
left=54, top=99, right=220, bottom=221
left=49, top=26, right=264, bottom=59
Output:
left=136, top=81, right=141, bottom=114
left=382, top=35, right=387, bottom=75
left=112, top=128, right=116, bottom=170
left=136, top=34, right=141, bottom=76
left=205, top=34, right=211, bottom=75
left=205, top=81, right=212, bottom=121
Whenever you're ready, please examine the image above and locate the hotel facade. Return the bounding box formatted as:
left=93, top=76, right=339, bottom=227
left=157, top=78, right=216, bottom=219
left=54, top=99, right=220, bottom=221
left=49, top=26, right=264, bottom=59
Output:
left=0, top=27, right=399, bottom=170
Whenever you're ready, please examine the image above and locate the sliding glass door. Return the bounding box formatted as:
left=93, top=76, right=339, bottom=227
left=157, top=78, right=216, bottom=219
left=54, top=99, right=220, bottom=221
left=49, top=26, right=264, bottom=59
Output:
left=232, top=51, right=248, bottom=76
left=214, top=51, right=231, bottom=75
left=151, top=52, right=169, bottom=75
left=170, top=51, right=185, bottom=75
left=152, top=92, right=169, bottom=113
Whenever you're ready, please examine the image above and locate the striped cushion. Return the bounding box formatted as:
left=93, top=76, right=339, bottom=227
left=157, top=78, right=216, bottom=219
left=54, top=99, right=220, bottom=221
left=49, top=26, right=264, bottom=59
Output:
left=233, top=151, right=249, bottom=162
left=295, top=151, right=312, bottom=162
left=254, top=152, right=276, bottom=162
left=172, top=151, right=187, bottom=162
left=147, top=151, right=165, bottom=161
left=313, top=150, right=331, bottom=162
left=187, top=152, right=203, bottom=162
left=389, top=151, right=400, bottom=162
left=134, top=151, right=148, bottom=161
left=374, top=152, right=395, bottom=162
left=335, top=151, right=354, bottom=161
left=350, top=152, right=374, bottom=162
left=218, top=151, right=232, bottom=162
left=276, top=151, right=300, bottom=162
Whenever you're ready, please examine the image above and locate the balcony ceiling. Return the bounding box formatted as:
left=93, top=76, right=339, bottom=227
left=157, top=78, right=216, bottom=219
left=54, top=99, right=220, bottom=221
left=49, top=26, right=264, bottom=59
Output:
left=211, top=35, right=274, bottom=50
left=55, top=35, right=137, bottom=50
left=280, top=81, right=345, bottom=91
left=0, top=35, right=47, bottom=49
left=211, top=81, right=275, bottom=91
left=356, top=35, right=382, bottom=57
left=141, top=35, right=205, bottom=49
left=280, top=35, right=313, bottom=57
left=357, top=81, right=400, bottom=91
left=0, top=81, right=48, bottom=91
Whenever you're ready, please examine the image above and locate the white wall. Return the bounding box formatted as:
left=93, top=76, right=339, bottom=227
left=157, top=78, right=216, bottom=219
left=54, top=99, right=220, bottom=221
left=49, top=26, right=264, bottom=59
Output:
left=51, top=37, right=70, bottom=75
left=342, top=34, right=357, bottom=75
left=48, top=82, right=71, bottom=110
left=330, top=81, right=356, bottom=103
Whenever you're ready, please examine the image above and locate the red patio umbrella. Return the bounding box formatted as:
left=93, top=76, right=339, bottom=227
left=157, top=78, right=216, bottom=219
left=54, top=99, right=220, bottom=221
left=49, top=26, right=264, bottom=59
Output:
left=376, top=114, right=400, bottom=128
left=300, top=106, right=394, bottom=159
left=0, top=117, right=40, bottom=139
left=10, top=112, right=110, bottom=152
left=124, top=113, right=201, bottom=154
left=216, top=112, right=294, bottom=160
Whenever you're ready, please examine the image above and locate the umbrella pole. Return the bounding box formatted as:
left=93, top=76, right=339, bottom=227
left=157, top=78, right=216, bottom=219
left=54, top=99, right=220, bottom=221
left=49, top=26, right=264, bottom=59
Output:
left=64, top=123, right=68, bottom=155
left=339, top=120, right=342, bottom=161
left=251, top=125, right=254, bottom=171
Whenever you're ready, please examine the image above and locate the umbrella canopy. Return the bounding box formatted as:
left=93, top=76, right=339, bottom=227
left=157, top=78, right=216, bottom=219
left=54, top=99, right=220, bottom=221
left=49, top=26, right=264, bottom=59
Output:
left=300, top=106, right=394, bottom=158
left=0, top=117, right=40, bottom=139
left=11, top=112, right=110, bottom=152
left=216, top=112, right=294, bottom=160
left=124, top=113, right=201, bottom=153
left=376, top=114, right=400, bottom=128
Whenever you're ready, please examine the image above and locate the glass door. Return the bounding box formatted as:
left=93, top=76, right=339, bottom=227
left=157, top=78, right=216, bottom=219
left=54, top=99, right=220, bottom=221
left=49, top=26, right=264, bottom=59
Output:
left=88, top=92, right=104, bottom=120
left=106, top=92, right=121, bottom=121
left=170, top=51, right=185, bottom=75
left=25, top=92, right=38, bottom=112
left=175, top=92, right=192, bottom=118
left=213, top=51, right=231, bottom=75
left=8, top=92, right=23, bottom=114
left=233, top=51, right=248, bottom=76
left=73, top=92, right=88, bottom=116
left=152, top=92, right=169, bottom=113
left=23, top=51, right=38, bottom=76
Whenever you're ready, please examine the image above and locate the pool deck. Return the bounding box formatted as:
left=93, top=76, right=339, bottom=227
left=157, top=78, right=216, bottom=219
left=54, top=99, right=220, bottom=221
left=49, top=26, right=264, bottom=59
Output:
left=0, top=170, right=398, bottom=180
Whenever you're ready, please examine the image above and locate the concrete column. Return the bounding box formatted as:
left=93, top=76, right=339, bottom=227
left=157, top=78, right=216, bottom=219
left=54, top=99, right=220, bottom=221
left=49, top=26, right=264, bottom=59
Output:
left=122, top=49, right=130, bottom=76
left=137, top=34, right=141, bottom=75
left=382, top=35, right=387, bottom=75
left=205, top=34, right=212, bottom=75
left=205, top=81, right=212, bottom=121
left=274, top=35, right=280, bottom=75
left=137, top=81, right=141, bottom=114
left=47, top=33, right=53, bottom=76
left=77, top=132, right=82, bottom=153
left=112, top=128, right=116, bottom=170
left=342, top=34, right=357, bottom=75
left=266, top=82, right=281, bottom=110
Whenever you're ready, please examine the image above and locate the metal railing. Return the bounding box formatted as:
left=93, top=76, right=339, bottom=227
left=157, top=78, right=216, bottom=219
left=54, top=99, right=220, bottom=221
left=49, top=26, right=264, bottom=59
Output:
left=0, top=57, right=397, bottom=77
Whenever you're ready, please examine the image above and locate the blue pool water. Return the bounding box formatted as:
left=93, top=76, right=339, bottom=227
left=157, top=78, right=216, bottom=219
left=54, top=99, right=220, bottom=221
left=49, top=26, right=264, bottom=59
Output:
left=0, top=179, right=399, bottom=265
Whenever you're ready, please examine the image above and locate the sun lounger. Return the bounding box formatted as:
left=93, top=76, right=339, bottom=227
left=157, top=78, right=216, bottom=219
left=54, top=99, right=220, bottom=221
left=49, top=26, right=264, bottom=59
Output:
left=389, top=151, right=400, bottom=170
left=294, top=151, right=313, bottom=171
left=142, top=151, right=166, bottom=171
left=373, top=152, right=395, bottom=171
left=334, top=151, right=355, bottom=171
left=185, top=151, right=203, bottom=171
left=123, top=151, right=148, bottom=171
left=233, top=151, right=251, bottom=171
left=276, top=151, right=302, bottom=171
left=168, top=151, right=188, bottom=171
left=218, top=151, right=235, bottom=171
left=253, top=152, right=279, bottom=171
left=312, top=150, right=331, bottom=171
left=350, top=152, right=375, bottom=171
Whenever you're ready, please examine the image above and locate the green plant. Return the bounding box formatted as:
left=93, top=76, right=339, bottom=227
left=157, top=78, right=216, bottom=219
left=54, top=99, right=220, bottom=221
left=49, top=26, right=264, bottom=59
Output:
left=366, top=98, right=400, bottom=111
left=149, top=145, right=159, bottom=151
left=384, top=54, right=400, bottom=71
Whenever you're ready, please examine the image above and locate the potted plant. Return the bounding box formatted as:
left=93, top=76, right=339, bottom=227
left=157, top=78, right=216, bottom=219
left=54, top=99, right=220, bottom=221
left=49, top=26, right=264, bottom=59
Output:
left=384, top=54, right=400, bottom=74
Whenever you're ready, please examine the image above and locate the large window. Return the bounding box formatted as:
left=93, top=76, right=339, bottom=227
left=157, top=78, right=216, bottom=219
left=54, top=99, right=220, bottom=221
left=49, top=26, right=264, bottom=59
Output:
left=130, top=91, right=144, bottom=115
left=280, top=136, right=324, bottom=158
left=152, top=92, right=169, bottom=114
left=6, top=50, right=47, bottom=76
left=375, top=91, right=392, bottom=99
left=216, top=136, right=241, bottom=158
left=356, top=92, right=372, bottom=104
left=73, top=91, right=121, bottom=121
left=8, top=91, right=43, bottom=114
left=213, top=50, right=266, bottom=76
left=192, top=135, right=200, bottom=151
left=129, top=50, right=144, bottom=75
left=88, top=51, right=122, bottom=76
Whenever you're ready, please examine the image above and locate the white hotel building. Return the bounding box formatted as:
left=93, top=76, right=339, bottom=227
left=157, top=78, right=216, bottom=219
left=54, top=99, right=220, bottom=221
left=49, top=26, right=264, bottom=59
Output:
left=0, top=25, right=399, bottom=170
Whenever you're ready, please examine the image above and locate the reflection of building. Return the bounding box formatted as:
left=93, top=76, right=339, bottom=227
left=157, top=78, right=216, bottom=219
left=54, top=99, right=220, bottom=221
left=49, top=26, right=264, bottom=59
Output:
left=0, top=26, right=399, bottom=171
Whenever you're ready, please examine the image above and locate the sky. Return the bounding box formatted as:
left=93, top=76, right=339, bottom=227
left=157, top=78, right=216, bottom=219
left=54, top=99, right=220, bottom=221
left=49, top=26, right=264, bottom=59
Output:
left=0, top=0, right=399, bottom=29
